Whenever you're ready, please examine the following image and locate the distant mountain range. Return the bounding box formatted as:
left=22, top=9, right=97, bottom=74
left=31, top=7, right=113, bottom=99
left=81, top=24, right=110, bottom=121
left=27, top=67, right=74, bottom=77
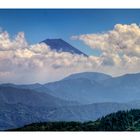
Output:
left=1, top=72, right=140, bottom=130
left=41, top=38, right=88, bottom=56
left=21, top=72, right=140, bottom=104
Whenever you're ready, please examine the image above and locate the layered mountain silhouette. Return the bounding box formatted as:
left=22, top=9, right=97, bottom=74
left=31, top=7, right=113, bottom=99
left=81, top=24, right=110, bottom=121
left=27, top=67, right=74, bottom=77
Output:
left=1, top=72, right=140, bottom=130
left=41, top=38, right=88, bottom=56
left=28, top=72, right=140, bottom=104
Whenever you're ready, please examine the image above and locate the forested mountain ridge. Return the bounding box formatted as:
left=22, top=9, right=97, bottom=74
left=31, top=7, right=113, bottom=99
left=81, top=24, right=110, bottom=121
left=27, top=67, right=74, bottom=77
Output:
left=8, top=109, right=140, bottom=131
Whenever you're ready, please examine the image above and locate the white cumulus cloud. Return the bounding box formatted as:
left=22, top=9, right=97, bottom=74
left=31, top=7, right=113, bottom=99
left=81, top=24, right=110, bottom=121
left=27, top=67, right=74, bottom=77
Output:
left=0, top=30, right=102, bottom=84
left=1, top=24, right=140, bottom=84
left=72, top=23, right=140, bottom=75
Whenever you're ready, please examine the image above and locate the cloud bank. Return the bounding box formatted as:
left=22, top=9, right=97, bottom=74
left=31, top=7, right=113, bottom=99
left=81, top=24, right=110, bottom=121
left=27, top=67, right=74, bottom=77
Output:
left=72, top=24, right=140, bottom=74
left=0, top=24, right=140, bottom=84
left=0, top=30, right=100, bottom=83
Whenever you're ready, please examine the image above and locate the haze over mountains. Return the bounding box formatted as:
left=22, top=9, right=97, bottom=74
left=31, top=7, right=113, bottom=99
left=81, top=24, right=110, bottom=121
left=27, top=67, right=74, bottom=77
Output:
left=1, top=72, right=140, bottom=130
left=28, top=72, right=140, bottom=104
left=0, top=38, right=140, bottom=130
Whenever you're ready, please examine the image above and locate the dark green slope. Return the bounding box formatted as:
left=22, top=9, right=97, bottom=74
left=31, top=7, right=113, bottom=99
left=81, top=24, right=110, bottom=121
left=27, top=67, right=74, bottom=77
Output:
left=8, top=109, right=140, bottom=131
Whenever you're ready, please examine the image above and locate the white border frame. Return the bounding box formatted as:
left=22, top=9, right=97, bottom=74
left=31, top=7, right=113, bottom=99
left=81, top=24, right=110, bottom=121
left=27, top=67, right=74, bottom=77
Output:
left=0, top=0, right=140, bottom=140
left=0, top=0, right=140, bottom=8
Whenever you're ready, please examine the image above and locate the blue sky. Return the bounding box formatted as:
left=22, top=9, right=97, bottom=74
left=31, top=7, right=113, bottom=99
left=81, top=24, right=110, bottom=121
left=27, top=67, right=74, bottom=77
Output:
left=0, top=9, right=140, bottom=55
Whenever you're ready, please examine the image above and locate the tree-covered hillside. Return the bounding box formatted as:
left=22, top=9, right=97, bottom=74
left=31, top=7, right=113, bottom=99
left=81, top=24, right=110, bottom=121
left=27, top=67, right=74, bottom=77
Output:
left=8, top=109, right=140, bottom=131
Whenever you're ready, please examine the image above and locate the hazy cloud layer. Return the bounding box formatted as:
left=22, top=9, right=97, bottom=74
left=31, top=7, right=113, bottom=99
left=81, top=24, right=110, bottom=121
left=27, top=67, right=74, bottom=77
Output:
left=0, top=24, right=140, bottom=84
